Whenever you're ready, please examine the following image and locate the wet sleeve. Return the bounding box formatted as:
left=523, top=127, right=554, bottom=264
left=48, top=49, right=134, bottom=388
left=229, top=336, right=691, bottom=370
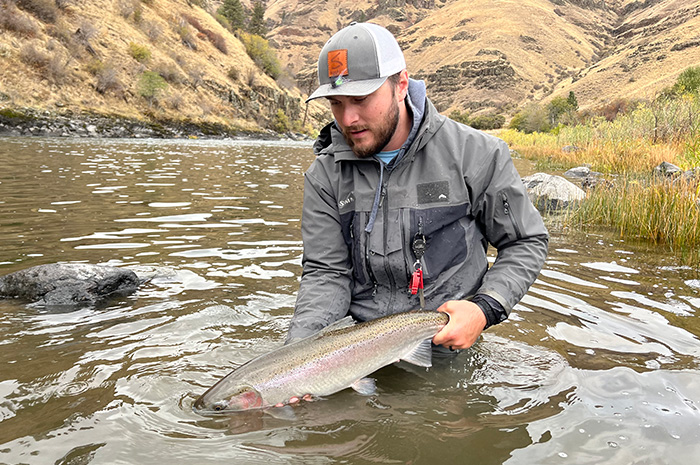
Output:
left=286, top=166, right=353, bottom=342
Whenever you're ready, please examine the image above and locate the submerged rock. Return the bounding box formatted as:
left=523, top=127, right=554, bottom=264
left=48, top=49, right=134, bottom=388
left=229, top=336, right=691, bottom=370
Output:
left=0, top=263, right=139, bottom=306
left=522, top=173, right=585, bottom=212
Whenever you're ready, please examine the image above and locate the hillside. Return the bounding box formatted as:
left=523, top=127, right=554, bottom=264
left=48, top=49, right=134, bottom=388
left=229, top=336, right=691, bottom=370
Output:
left=0, top=0, right=326, bottom=136
left=0, top=0, right=698, bottom=134
left=266, top=0, right=700, bottom=115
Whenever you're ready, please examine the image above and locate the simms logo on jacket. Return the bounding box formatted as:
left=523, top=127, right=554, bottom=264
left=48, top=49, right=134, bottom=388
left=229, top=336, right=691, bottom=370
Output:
left=338, top=193, right=355, bottom=210
left=417, top=181, right=449, bottom=204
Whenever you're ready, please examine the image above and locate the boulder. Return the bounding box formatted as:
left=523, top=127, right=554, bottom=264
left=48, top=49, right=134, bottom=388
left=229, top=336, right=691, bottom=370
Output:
left=563, top=166, right=591, bottom=178
left=653, top=161, right=682, bottom=177
left=0, top=263, right=140, bottom=306
left=522, top=173, right=585, bottom=212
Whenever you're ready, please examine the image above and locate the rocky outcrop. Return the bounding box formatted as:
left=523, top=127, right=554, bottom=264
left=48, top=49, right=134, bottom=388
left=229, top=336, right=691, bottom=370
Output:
left=0, top=263, right=140, bottom=306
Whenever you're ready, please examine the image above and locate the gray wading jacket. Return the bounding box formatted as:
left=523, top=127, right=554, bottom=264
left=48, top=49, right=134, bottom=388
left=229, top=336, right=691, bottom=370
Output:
left=287, top=89, right=548, bottom=341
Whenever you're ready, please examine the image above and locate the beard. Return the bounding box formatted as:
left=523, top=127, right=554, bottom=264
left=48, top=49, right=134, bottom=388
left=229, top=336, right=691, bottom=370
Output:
left=342, top=97, right=400, bottom=159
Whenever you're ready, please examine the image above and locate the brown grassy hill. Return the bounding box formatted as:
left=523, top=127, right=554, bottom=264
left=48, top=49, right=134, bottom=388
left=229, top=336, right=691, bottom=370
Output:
left=0, top=0, right=324, bottom=134
left=266, top=0, right=700, bottom=116
left=1, top=0, right=698, bottom=132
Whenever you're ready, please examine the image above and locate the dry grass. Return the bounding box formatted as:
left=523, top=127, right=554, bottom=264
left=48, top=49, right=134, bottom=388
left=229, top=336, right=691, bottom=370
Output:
left=568, top=175, right=700, bottom=266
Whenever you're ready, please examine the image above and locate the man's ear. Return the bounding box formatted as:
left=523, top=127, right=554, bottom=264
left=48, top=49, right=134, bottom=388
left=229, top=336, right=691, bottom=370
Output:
left=397, top=69, right=409, bottom=101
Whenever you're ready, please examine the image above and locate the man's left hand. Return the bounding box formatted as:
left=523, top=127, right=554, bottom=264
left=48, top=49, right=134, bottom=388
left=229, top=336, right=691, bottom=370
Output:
left=432, top=300, right=487, bottom=350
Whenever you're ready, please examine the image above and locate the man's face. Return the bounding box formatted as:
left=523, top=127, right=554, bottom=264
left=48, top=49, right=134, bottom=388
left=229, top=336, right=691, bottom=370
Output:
left=327, top=80, right=400, bottom=158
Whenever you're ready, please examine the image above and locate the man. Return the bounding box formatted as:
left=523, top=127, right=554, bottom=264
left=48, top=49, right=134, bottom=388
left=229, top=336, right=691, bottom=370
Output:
left=287, top=22, right=548, bottom=351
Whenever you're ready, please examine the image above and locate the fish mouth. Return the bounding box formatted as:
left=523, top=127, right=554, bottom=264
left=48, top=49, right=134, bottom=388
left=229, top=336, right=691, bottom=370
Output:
left=192, top=386, right=264, bottom=415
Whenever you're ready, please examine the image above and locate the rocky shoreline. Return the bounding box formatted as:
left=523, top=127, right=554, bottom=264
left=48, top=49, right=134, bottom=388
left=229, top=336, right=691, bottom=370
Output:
left=0, top=107, right=312, bottom=141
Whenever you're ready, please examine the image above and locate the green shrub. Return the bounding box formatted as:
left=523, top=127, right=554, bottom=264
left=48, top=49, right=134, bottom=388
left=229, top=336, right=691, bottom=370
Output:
left=273, top=109, right=290, bottom=132
left=661, top=66, right=700, bottom=98
left=448, top=109, right=469, bottom=125
left=128, top=42, right=151, bottom=62
left=509, top=103, right=551, bottom=133
left=137, top=70, right=168, bottom=104
left=469, top=114, right=505, bottom=130
left=240, top=32, right=280, bottom=79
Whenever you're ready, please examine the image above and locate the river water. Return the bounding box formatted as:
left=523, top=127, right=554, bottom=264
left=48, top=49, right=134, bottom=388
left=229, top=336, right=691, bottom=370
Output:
left=0, top=137, right=698, bottom=465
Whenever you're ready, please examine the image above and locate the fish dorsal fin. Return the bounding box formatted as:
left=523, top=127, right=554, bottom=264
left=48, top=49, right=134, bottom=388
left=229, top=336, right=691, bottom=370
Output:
left=401, top=339, right=433, bottom=368
left=316, top=316, right=356, bottom=336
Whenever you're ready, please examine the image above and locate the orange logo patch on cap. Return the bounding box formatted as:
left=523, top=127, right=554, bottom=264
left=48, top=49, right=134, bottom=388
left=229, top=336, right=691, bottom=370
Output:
left=327, top=49, right=349, bottom=78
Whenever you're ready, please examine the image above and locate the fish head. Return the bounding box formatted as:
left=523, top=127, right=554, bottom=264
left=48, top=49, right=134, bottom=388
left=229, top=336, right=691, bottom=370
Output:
left=193, top=384, right=264, bottom=414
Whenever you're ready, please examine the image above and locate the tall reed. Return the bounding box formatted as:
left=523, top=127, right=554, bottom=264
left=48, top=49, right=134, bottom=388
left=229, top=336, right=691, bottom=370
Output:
left=567, top=175, right=700, bottom=266
left=498, top=95, right=700, bottom=266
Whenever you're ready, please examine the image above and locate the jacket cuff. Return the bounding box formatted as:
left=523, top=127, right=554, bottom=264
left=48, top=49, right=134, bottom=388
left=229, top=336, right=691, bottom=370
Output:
left=470, top=294, right=508, bottom=329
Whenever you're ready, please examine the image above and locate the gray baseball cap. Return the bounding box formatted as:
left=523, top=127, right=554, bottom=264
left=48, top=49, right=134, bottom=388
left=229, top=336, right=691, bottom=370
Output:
left=306, top=22, right=406, bottom=102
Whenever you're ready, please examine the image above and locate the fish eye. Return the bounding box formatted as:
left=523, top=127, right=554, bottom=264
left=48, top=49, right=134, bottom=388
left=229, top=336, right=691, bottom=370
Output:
left=212, top=401, right=228, bottom=412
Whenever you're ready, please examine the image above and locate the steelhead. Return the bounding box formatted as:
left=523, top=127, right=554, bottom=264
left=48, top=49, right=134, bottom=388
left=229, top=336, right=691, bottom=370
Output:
left=193, top=311, right=449, bottom=414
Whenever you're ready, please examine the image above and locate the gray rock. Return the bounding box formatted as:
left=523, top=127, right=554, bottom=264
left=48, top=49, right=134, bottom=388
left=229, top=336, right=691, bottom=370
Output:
left=0, top=263, right=139, bottom=306
left=653, top=161, right=682, bottom=177
left=563, top=166, right=591, bottom=178
left=522, top=172, right=585, bottom=212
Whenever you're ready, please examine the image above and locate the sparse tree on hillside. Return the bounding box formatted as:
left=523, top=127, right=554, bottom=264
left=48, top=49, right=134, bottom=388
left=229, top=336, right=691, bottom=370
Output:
left=567, top=91, right=578, bottom=110
left=248, top=1, right=267, bottom=37
left=218, top=0, right=246, bottom=31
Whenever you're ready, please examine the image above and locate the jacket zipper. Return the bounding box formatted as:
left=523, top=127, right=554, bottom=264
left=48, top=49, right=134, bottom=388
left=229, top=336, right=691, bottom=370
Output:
left=501, top=192, right=523, bottom=239
left=380, top=179, right=397, bottom=312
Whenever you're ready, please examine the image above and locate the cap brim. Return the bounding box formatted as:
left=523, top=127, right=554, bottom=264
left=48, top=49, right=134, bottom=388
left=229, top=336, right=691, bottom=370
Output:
left=306, top=77, right=388, bottom=103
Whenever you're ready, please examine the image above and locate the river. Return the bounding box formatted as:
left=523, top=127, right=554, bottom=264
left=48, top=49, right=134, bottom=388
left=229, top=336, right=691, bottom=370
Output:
left=0, top=137, right=698, bottom=464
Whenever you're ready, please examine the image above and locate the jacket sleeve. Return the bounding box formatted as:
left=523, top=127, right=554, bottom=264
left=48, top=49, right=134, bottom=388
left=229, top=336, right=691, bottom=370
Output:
left=286, top=163, right=354, bottom=342
left=471, top=138, right=549, bottom=314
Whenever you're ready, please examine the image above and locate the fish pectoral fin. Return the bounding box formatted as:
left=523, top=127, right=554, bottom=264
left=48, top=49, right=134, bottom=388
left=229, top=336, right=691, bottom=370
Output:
left=351, top=377, right=377, bottom=396
left=264, top=405, right=297, bottom=421
left=401, top=339, right=433, bottom=368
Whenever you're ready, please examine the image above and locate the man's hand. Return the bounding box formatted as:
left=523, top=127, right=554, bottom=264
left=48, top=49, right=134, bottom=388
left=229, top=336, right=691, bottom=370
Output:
left=432, top=300, right=487, bottom=350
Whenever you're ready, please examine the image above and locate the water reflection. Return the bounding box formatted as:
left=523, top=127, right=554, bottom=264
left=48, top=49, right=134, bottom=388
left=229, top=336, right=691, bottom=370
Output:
left=0, top=138, right=699, bottom=464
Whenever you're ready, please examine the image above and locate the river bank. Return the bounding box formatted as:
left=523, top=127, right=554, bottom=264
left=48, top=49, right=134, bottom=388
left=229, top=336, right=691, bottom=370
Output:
left=0, top=106, right=312, bottom=141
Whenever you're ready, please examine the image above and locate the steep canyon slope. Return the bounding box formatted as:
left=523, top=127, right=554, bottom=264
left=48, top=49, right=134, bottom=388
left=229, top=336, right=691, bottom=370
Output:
left=0, top=0, right=698, bottom=132
left=266, top=0, right=700, bottom=115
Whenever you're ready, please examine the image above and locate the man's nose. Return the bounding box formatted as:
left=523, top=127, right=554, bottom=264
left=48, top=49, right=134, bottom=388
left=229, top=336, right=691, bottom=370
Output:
left=337, top=104, right=360, bottom=127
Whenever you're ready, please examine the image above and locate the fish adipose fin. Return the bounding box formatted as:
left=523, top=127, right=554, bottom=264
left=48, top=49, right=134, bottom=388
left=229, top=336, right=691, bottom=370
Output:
left=351, top=377, right=377, bottom=396
left=401, top=339, right=433, bottom=368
